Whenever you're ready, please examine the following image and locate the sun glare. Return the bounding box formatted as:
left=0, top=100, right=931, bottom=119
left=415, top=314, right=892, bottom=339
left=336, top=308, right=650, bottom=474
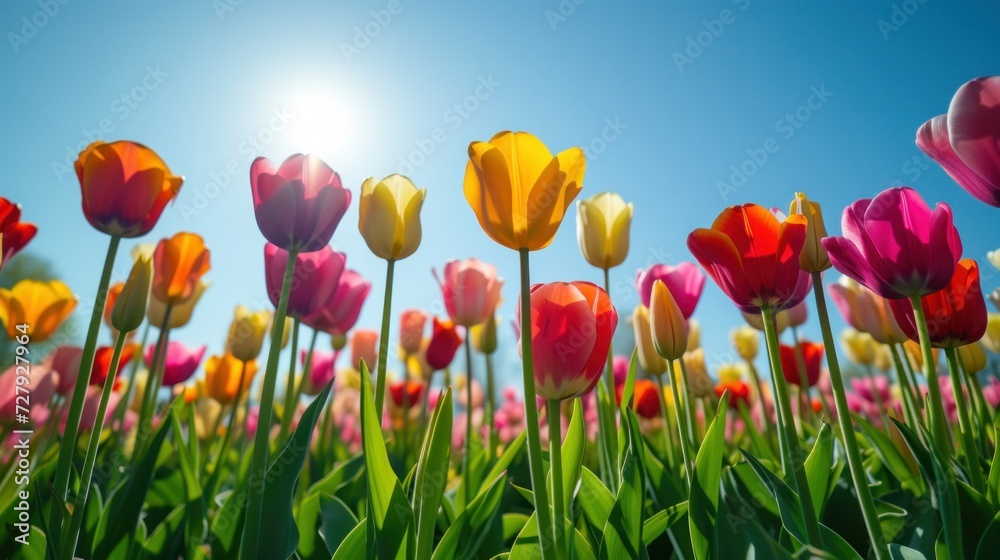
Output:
left=284, top=90, right=358, bottom=157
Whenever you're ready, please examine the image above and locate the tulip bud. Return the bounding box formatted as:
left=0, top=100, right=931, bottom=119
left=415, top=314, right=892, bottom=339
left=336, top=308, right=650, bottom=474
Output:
left=274, top=313, right=291, bottom=349
left=331, top=332, right=347, bottom=351
left=682, top=348, right=714, bottom=398
left=471, top=314, right=498, bottom=355
left=841, top=328, right=876, bottom=366
left=686, top=319, right=701, bottom=352
left=146, top=280, right=209, bottom=329
left=631, top=305, right=667, bottom=375
left=789, top=192, right=831, bottom=272
left=227, top=306, right=270, bottom=362
left=649, top=280, right=688, bottom=361
left=957, top=342, right=987, bottom=374
left=730, top=326, right=759, bottom=361
left=111, top=257, right=152, bottom=333
left=359, top=174, right=426, bottom=261
left=983, top=314, right=1000, bottom=354
left=576, top=192, right=634, bottom=269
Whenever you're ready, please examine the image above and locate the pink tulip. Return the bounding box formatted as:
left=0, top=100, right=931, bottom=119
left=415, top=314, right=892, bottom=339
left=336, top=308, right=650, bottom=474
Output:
left=822, top=187, right=962, bottom=299
left=612, top=355, right=629, bottom=387
left=435, top=258, right=503, bottom=327
left=45, top=345, right=83, bottom=395
left=145, top=341, right=206, bottom=386
left=635, top=262, right=705, bottom=319
left=786, top=300, right=808, bottom=327
left=63, top=385, right=121, bottom=434
left=300, top=348, right=337, bottom=395
left=917, top=76, right=1000, bottom=207
left=302, top=269, right=371, bottom=335
left=399, top=309, right=427, bottom=355
left=827, top=278, right=908, bottom=345
left=264, top=243, right=345, bottom=319
left=250, top=154, right=351, bottom=252
left=350, top=329, right=379, bottom=371
left=0, top=363, right=60, bottom=427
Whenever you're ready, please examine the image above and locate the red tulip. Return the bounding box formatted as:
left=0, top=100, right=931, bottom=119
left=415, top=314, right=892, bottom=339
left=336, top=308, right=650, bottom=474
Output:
left=0, top=197, right=37, bottom=271
left=389, top=380, right=424, bottom=409
left=519, top=281, right=617, bottom=401
left=426, top=317, right=463, bottom=371
left=631, top=380, right=662, bottom=419
left=302, top=269, right=371, bottom=336
left=687, top=204, right=810, bottom=313
left=779, top=342, right=824, bottom=387
left=715, top=380, right=752, bottom=409
left=264, top=243, right=345, bottom=319
left=250, top=154, right=350, bottom=252
left=90, top=344, right=137, bottom=386
left=888, top=259, right=988, bottom=348
left=75, top=140, right=183, bottom=237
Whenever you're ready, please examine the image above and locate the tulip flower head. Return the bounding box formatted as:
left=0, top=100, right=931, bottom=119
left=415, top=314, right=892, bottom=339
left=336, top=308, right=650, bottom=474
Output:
left=687, top=204, right=811, bottom=313
left=917, top=76, right=1000, bottom=207
left=436, top=258, right=504, bottom=327
left=0, top=197, right=37, bottom=271
left=302, top=268, right=371, bottom=336
left=822, top=187, right=962, bottom=299
left=152, top=232, right=211, bottom=305
left=350, top=328, right=379, bottom=371
left=730, top=326, right=759, bottom=361
left=147, top=280, right=208, bottom=329
left=471, top=314, right=499, bottom=355
left=250, top=153, right=350, bottom=252
left=827, top=276, right=908, bottom=345
left=464, top=131, right=586, bottom=251
left=888, top=259, right=988, bottom=348
left=204, top=352, right=258, bottom=405
left=635, top=262, right=705, bottom=319
left=520, top=281, right=617, bottom=401
left=683, top=348, right=715, bottom=398
left=788, top=192, right=831, bottom=272
left=389, top=379, right=424, bottom=410
left=840, top=328, right=876, bottom=367
left=715, top=379, right=752, bottom=410
left=358, top=174, right=426, bottom=260
left=779, top=341, right=824, bottom=387
left=264, top=244, right=345, bottom=319
left=983, top=314, right=1000, bottom=354
left=577, top=191, right=634, bottom=269
left=227, top=306, right=271, bottom=362
left=630, top=380, right=662, bottom=419
left=45, top=346, right=83, bottom=395
left=649, top=279, right=688, bottom=361
left=957, top=342, right=987, bottom=374
left=631, top=304, right=667, bottom=375
left=76, top=140, right=183, bottom=237
left=0, top=279, right=77, bottom=342
left=90, top=344, right=137, bottom=386
left=111, top=256, right=152, bottom=333
left=300, top=349, right=337, bottom=396
left=426, top=318, right=462, bottom=371
left=399, top=309, right=428, bottom=355
left=145, top=341, right=206, bottom=386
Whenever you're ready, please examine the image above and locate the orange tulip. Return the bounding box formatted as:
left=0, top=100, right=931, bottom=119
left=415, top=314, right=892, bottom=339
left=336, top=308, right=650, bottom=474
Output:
left=152, top=232, right=211, bottom=305
left=204, top=353, right=258, bottom=405
left=0, top=279, right=77, bottom=342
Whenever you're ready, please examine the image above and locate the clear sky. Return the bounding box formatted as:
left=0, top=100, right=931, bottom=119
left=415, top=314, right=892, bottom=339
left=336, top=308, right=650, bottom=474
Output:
left=3, top=0, right=999, bottom=392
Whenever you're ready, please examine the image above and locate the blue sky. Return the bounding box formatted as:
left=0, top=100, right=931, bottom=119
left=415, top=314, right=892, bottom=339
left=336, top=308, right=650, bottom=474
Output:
left=3, top=0, right=999, bottom=392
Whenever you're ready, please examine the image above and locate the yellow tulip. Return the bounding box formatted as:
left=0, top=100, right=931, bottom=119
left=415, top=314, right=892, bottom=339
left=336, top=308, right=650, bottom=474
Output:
left=359, top=174, right=426, bottom=261
left=788, top=192, right=831, bottom=272
left=227, top=305, right=270, bottom=362
left=730, top=325, right=759, bottom=361
left=631, top=304, right=667, bottom=375
left=274, top=311, right=291, bottom=349
left=146, top=279, right=209, bottom=329
left=717, top=362, right=746, bottom=384
left=576, top=191, right=633, bottom=269
left=649, top=280, right=688, bottom=361
left=470, top=314, right=498, bottom=355
left=192, top=396, right=224, bottom=439
left=464, top=131, right=586, bottom=251
left=987, top=249, right=1000, bottom=271
left=983, top=314, right=1000, bottom=354
left=841, top=328, right=876, bottom=366
left=957, top=342, right=987, bottom=374
left=682, top=348, right=714, bottom=398
left=204, top=352, right=258, bottom=405
left=337, top=367, right=362, bottom=390
left=111, top=257, right=152, bottom=334
left=873, top=343, right=892, bottom=371
left=0, top=279, right=77, bottom=341
left=903, top=339, right=939, bottom=372
left=131, top=242, right=155, bottom=262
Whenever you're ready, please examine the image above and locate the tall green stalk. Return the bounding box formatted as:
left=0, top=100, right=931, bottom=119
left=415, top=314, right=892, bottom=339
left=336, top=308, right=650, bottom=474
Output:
left=136, top=307, right=172, bottom=454
left=547, top=400, right=567, bottom=560
left=375, top=259, right=396, bottom=418
left=485, top=352, right=498, bottom=459
left=676, top=358, right=700, bottom=451
left=112, top=322, right=150, bottom=430
left=909, top=295, right=950, bottom=458
left=945, top=348, right=985, bottom=493
left=812, top=273, right=888, bottom=560
left=277, top=319, right=302, bottom=443
left=600, top=267, right=620, bottom=488
left=660, top=365, right=692, bottom=490
left=463, top=336, right=475, bottom=504
left=889, top=344, right=921, bottom=429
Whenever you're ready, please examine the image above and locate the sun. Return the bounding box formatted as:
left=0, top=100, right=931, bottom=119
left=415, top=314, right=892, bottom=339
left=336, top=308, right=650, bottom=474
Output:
left=283, top=90, right=358, bottom=157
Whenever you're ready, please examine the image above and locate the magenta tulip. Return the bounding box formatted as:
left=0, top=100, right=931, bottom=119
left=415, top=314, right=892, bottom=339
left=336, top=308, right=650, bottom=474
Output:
left=435, top=258, right=504, bottom=327
left=635, top=262, right=705, bottom=319
left=302, top=269, right=371, bottom=336
left=300, top=348, right=337, bottom=395
left=45, top=345, right=83, bottom=395
left=1, top=363, right=59, bottom=427
left=250, top=154, right=351, bottom=252
left=822, top=187, right=962, bottom=299
left=917, top=76, right=1000, bottom=207
left=264, top=243, right=345, bottom=319
left=144, top=341, right=206, bottom=386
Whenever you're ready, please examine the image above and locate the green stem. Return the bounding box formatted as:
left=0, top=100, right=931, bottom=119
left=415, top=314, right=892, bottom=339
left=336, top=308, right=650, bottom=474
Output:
left=865, top=365, right=890, bottom=431
left=961, top=359, right=992, bottom=431
left=677, top=358, right=700, bottom=451
left=485, top=352, right=497, bottom=459
left=463, top=335, right=475, bottom=505
left=518, top=249, right=555, bottom=560
left=547, top=399, right=567, bottom=560
left=889, top=344, right=921, bottom=429
left=62, top=330, right=127, bottom=560
left=112, top=322, right=150, bottom=430
left=375, top=259, right=396, bottom=418
left=277, top=319, right=301, bottom=443
left=761, top=306, right=822, bottom=547
left=661, top=366, right=692, bottom=490
left=136, top=307, right=172, bottom=454
left=745, top=360, right=776, bottom=452
left=207, top=360, right=249, bottom=499
left=910, top=295, right=951, bottom=458
left=899, top=344, right=925, bottom=418
left=600, top=267, right=620, bottom=488
left=946, top=348, right=985, bottom=493
left=790, top=327, right=811, bottom=428
left=812, top=273, right=888, bottom=560
left=241, top=249, right=297, bottom=558
left=50, top=234, right=120, bottom=550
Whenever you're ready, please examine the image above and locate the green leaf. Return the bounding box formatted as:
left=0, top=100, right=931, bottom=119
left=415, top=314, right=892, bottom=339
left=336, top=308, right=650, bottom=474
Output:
left=578, top=467, right=615, bottom=532
left=643, top=444, right=685, bottom=510
left=140, top=504, right=185, bottom=560
left=331, top=520, right=367, bottom=560
left=209, top=483, right=246, bottom=558
left=857, top=415, right=923, bottom=493
left=642, top=501, right=688, bottom=546
left=618, top=349, right=638, bottom=422
left=502, top=513, right=530, bottom=542
left=432, top=473, right=507, bottom=560
left=509, top=512, right=597, bottom=560
left=804, top=422, right=834, bottom=520
left=483, top=430, right=526, bottom=487
left=740, top=450, right=808, bottom=545
left=688, top=394, right=727, bottom=560
left=600, top=409, right=646, bottom=559
left=975, top=510, right=1000, bottom=559
left=318, top=494, right=359, bottom=556
left=818, top=523, right=864, bottom=560
left=889, top=543, right=929, bottom=559
left=170, top=412, right=207, bottom=555
left=360, top=361, right=414, bottom=559
left=414, top=388, right=453, bottom=560
left=561, top=399, right=586, bottom=512
left=987, top=420, right=1000, bottom=508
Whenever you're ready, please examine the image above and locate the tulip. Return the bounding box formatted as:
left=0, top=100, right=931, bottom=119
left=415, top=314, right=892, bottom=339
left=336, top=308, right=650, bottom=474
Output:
left=250, top=153, right=350, bottom=252
left=649, top=279, right=688, bottom=361
left=436, top=258, right=504, bottom=327
left=888, top=260, right=987, bottom=348
left=780, top=342, right=824, bottom=387
left=903, top=340, right=939, bottom=372
left=715, top=379, right=752, bottom=410
left=989, top=249, right=1000, bottom=271
left=687, top=204, right=811, bottom=314
left=111, top=256, right=152, bottom=334
left=630, top=380, right=662, bottom=419
left=717, top=363, right=746, bottom=384
left=827, top=276, right=907, bottom=345
left=786, top=300, right=808, bottom=327
left=426, top=318, right=462, bottom=371
left=45, top=346, right=83, bottom=395
left=0, top=197, right=37, bottom=271
left=89, top=344, right=137, bottom=386
left=731, top=326, right=759, bottom=361
left=841, top=328, right=876, bottom=367
left=464, top=131, right=586, bottom=251
left=399, top=309, right=427, bottom=355
left=683, top=348, right=714, bottom=398
left=0, top=279, right=77, bottom=342
left=635, top=262, right=706, bottom=318
left=576, top=192, right=634, bottom=269
left=299, top=348, right=336, bottom=396
left=823, top=187, right=962, bottom=300
left=520, top=282, right=617, bottom=401
left=916, top=76, right=1000, bottom=207
left=983, top=314, right=1000, bottom=354
left=103, top=282, right=125, bottom=330
left=144, top=341, right=206, bottom=386
left=132, top=242, right=155, bottom=261
left=389, top=379, right=424, bottom=409
left=958, top=342, right=987, bottom=374
left=0, top=363, right=59, bottom=427
left=358, top=174, right=426, bottom=260
left=873, top=343, right=893, bottom=372
left=264, top=244, right=345, bottom=319
left=350, top=328, right=379, bottom=371
left=302, top=269, right=370, bottom=336
left=204, top=353, right=258, bottom=405
left=788, top=192, right=832, bottom=272
left=227, top=306, right=271, bottom=362
left=152, top=232, right=211, bottom=305
left=470, top=314, right=498, bottom=355
left=146, top=280, right=208, bottom=330
left=631, top=305, right=667, bottom=375
left=76, top=140, right=183, bottom=237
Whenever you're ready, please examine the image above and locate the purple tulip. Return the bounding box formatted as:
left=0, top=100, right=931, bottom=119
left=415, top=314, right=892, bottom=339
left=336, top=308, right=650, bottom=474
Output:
left=264, top=243, right=345, bottom=319
left=302, top=269, right=371, bottom=336
left=145, top=341, right=206, bottom=386
left=635, top=262, right=705, bottom=319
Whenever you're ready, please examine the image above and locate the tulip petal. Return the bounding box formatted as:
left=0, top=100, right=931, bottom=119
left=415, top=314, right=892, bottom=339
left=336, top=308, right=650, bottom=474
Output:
left=918, top=115, right=1000, bottom=207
